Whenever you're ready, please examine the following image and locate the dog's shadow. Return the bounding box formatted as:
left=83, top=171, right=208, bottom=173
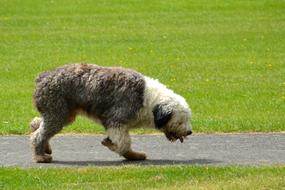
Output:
left=52, top=159, right=221, bottom=166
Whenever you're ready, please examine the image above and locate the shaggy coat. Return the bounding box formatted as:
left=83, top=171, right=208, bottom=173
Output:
left=30, top=64, right=192, bottom=162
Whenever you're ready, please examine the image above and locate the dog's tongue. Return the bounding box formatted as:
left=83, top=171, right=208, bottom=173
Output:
left=179, top=137, right=184, bottom=143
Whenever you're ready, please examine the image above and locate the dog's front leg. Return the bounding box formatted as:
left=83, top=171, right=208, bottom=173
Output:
left=102, top=127, right=146, bottom=160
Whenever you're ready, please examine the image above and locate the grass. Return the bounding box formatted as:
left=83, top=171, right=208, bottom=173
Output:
left=1, top=166, right=284, bottom=190
left=0, top=0, right=284, bottom=134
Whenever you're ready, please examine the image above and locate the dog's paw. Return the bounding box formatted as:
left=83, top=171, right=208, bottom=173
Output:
left=123, top=150, right=147, bottom=161
left=101, top=137, right=118, bottom=151
left=33, top=154, right=52, bottom=163
left=101, top=137, right=114, bottom=146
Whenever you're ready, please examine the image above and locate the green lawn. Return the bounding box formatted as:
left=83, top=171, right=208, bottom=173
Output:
left=0, top=0, right=284, bottom=134
left=1, top=166, right=284, bottom=190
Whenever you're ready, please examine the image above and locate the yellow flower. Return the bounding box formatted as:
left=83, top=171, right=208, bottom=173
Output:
left=206, top=79, right=209, bottom=82
left=267, top=64, right=272, bottom=67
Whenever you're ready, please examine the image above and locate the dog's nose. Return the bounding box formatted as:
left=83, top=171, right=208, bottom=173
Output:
left=186, top=131, right=192, bottom=136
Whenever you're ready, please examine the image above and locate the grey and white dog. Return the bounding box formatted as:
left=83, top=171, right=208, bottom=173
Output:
left=30, top=64, right=192, bottom=163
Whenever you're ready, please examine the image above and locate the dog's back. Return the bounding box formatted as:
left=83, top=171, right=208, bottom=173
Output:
left=33, top=64, right=146, bottom=126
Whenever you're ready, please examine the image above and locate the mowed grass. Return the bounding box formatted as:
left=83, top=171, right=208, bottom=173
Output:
left=0, top=0, right=284, bottom=134
left=1, top=166, right=284, bottom=190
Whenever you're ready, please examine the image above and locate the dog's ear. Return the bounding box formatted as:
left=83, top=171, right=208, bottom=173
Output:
left=152, top=104, right=173, bottom=129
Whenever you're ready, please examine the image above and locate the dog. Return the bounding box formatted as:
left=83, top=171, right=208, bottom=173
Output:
left=30, top=64, right=192, bottom=163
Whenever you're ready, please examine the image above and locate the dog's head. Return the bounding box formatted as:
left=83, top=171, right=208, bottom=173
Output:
left=152, top=102, right=192, bottom=143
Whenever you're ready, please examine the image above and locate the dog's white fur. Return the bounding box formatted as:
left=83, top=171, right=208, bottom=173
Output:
left=143, top=76, right=192, bottom=133
left=106, top=76, right=192, bottom=156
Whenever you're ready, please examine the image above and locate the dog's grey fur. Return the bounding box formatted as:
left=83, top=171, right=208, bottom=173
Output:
left=34, top=64, right=145, bottom=127
left=30, top=63, right=192, bottom=163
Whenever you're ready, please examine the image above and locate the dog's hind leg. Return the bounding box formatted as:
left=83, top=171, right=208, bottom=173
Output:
left=30, top=116, right=65, bottom=163
left=31, top=101, right=70, bottom=163
left=30, top=117, right=52, bottom=154
left=102, top=126, right=147, bottom=160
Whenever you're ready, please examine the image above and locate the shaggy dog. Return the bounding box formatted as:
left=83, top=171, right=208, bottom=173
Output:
left=30, top=64, right=192, bottom=163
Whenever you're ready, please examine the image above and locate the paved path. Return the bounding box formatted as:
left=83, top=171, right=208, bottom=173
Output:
left=1, top=134, right=284, bottom=167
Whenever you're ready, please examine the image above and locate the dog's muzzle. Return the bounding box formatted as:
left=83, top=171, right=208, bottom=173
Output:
left=165, top=130, right=192, bottom=143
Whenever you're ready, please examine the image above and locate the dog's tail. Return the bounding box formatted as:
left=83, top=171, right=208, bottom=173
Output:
left=30, top=117, right=42, bottom=132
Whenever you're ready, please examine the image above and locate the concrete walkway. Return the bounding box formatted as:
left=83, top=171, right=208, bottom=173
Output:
left=1, top=134, right=284, bottom=167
